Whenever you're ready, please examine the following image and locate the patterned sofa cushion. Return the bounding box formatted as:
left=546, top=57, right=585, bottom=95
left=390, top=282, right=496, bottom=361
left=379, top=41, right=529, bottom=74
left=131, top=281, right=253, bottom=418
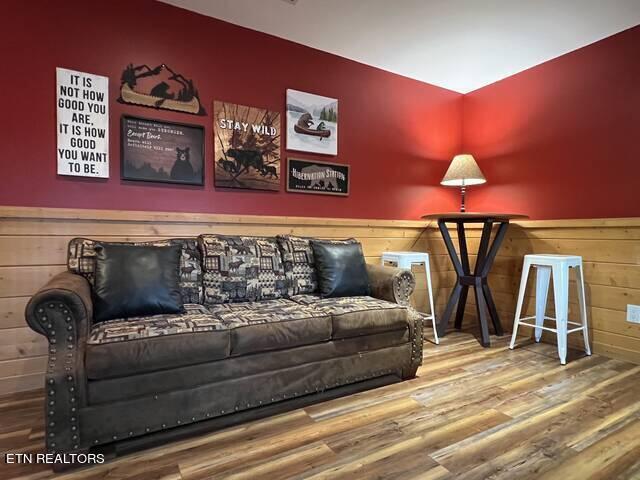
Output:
left=86, top=300, right=332, bottom=377
left=208, top=299, right=331, bottom=356
left=276, top=235, right=318, bottom=296
left=68, top=238, right=203, bottom=304
left=87, top=304, right=222, bottom=344
left=199, top=235, right=287, bottom=305
left=291, top=295, right=410, bottom=339
left=86, top=304, right=230, bottom=379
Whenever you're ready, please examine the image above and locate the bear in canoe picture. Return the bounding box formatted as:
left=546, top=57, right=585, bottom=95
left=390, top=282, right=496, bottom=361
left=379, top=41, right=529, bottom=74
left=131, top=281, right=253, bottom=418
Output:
left=286, top=89, right=338, bottom=155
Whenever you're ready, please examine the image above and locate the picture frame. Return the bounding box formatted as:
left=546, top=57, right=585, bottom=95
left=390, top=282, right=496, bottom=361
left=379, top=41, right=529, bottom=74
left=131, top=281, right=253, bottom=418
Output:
left=121, top=115, right=205, bottom=186
left=286, top=158, right=350, bottom=196
left=213, top=101, right=281, bottom=191
left=286, top=89, right=338, bottom=156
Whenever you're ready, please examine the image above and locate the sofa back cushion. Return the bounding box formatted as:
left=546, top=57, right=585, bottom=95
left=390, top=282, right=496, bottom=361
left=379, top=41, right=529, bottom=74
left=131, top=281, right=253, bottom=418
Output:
left=68, top=238, right=203, bottom=304
left=276, top=235, right=318, bottom=296
left=199, top=235, right=287, bottom=305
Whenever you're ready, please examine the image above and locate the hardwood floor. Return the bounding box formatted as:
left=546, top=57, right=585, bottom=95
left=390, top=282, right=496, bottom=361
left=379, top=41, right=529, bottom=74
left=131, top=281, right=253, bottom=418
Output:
left=2, top=329, right=640, bottom=479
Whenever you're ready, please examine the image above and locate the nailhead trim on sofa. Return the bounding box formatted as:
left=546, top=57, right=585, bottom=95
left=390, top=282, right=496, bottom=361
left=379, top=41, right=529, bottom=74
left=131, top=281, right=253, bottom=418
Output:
left=83, top=366, right=407, bottom=444
left=31, top=294, right=421, bottom=456
left=39, top=302, right=83, bottom=453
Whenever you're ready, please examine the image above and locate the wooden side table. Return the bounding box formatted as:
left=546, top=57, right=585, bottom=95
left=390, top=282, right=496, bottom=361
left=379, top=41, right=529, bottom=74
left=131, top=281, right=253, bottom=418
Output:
left=422, top=213, right=528, bottom=347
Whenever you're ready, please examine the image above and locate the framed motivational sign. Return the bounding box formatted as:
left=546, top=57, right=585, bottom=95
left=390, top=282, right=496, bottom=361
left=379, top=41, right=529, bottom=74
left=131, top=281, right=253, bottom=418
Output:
left=286, top=158, right=350, bottom=196
left=121, top=115, right=204, bottom=186
left=56, top=67, right=109, bottom=178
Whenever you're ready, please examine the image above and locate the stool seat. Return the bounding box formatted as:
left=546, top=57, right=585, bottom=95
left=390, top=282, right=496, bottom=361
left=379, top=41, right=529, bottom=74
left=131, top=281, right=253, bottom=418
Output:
left=382, top=252, right=431, bottom=263
left=381, top=252, right=438, bottom=344
left=524, top=254, right=582, bottom=267
left=510, top=253, right=591, bottom=364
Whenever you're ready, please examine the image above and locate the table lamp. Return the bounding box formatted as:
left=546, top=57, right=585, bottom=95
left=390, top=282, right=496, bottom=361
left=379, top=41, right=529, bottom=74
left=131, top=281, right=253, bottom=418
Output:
left=441, top=154, right=486, bottom=212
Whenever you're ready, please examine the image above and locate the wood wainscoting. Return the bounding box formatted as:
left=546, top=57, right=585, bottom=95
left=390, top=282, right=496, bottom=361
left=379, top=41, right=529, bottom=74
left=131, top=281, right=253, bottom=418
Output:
left=423, top=218, right=640, bottom=365
left=0, top=206, right=430, bottom=394
left=0, top=206, right=638, bottom=394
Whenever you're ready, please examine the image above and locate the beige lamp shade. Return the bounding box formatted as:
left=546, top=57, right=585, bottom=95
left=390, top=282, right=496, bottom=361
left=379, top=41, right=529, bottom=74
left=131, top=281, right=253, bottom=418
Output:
left=441, top=154, right=487, bottom=186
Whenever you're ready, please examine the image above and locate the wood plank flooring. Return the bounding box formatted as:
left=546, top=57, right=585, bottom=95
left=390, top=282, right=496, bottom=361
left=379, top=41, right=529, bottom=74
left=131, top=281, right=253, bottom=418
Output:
left=1, top=329, right=640, bottom=479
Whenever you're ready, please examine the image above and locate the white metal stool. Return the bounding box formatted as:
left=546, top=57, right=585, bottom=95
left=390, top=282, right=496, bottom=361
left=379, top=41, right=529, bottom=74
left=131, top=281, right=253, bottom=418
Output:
left=509, top=254, right=591, bottom=364
left=381, top=252, right=438, bottom=344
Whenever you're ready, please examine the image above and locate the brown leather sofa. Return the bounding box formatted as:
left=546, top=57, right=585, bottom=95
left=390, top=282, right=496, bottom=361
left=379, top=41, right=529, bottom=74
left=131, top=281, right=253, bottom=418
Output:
left=25, top=235, right=422, bottom=469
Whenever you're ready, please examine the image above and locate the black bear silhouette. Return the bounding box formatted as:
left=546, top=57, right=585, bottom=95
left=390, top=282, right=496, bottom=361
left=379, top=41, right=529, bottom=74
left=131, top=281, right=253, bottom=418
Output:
left=170, top=147, right=195, bottom=181
left=217, top=158, right=237, bottom=173
left=150, top=81, right=174, bottom=99
left=227, top=149, right=264, bottom=174
left=260, top=165, right=278, bottom=179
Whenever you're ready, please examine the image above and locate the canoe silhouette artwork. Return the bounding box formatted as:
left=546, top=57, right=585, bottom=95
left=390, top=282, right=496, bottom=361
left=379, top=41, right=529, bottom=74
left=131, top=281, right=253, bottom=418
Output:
left=120, top=84, right=202, bottom=115
left=294, top=113, right=331, bottom=139
left=118, top=63, right=206, bottom=115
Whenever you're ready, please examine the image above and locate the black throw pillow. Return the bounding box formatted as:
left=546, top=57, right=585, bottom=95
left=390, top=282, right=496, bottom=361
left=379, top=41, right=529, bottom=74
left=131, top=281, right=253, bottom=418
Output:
left=93, top=243, right=184, bottom=323
left=311, top=240, right=370, bottom=298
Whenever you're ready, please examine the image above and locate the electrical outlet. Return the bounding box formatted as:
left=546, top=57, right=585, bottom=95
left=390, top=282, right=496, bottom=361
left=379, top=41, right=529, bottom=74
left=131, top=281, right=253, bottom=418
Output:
left=627, top=305, right=640, bottom=324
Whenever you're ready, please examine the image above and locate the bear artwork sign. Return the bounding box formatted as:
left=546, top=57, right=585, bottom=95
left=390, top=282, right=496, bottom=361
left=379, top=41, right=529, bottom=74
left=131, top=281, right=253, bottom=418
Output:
left=120, top=116, right=204, bottom=186
left=286, top=89, right=338, bottom=156
left=286, top=158, right=350, bottom=196
left=213, top=101, right=281, bottom=191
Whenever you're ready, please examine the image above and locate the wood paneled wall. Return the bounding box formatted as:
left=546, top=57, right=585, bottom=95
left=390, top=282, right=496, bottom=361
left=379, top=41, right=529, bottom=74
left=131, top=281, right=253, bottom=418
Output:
left=0, top=206, right=638, bottom=394
left=0, top=206, right=430, bottom=394
left=423, top=218, right=640, bottom=365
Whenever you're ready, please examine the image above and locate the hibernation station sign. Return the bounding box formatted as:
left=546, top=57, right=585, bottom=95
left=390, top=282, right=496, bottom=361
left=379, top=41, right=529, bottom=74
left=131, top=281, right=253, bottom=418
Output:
left=56, top=67, right=109, bottom=178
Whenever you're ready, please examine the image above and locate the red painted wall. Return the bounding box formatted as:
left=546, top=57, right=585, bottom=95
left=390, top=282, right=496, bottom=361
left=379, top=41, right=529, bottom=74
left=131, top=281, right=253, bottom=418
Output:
left=462, top=26, right=640, bottom=219
left=0, top=0, right=462, bottom=220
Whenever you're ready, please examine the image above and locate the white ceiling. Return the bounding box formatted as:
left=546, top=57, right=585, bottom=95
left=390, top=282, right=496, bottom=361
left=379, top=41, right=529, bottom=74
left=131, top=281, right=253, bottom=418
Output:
left=160, top=0, right=640, bottom=93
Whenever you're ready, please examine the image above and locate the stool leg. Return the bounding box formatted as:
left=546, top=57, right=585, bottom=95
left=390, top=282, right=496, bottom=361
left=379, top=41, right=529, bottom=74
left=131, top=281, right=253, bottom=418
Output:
left=575, top=263, right=591, bottom=356
left=424, top=258, right=439, bottom=345
left=552, top=264, right=569, bottom=365
left=534, top=266, right=551, bottom=343
left=510, top=259, right=531, bottom=349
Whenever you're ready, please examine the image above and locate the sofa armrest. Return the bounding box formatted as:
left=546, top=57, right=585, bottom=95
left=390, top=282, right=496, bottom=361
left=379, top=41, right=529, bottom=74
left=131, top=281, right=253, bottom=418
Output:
left=366, top=264, right=422, bottom=376
left=25, top=271, right=92, bottom=454
left=366, top=264, right=415, bottom=306
left=26, top=271, right=93, bottom=336
left=405, top=308, right=424, bottom=376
